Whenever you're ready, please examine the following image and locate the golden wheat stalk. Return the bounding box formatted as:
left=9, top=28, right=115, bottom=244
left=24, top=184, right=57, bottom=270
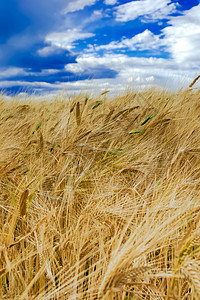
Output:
left=189, top=75, right=200, bottom=88
left=19, top=189, right=29, bottom=218
left=76, top=101, right=81, bottom=126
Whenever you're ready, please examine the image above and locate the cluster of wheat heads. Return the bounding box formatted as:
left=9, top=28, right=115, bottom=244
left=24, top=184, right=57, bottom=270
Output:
left=0, top=88, right=200, bottom=299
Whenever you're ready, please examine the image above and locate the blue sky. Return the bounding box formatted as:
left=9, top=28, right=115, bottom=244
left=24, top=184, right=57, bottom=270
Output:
left=0, top=0, right=200, bottom=95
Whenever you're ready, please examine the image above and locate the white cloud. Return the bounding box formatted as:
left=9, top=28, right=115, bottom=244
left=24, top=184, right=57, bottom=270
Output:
left=2, top=59, right=197, bottom=96
left=86, top=4, right=200, bottom=72
left=63, top=0, right=98, bottom=14
left=80, top=9, right=103, bottom=27
left=64, top=53, right=187, bottom=76
left=0, top=80, right=54, bottom=88
left=123, top=30, right=162, bottom=50
left=104, top=0, right=118, bottom=5
left=45, top=29, right=95, bottom=51
left=66, top=64, right=84, bottom=73
left=115, top=0, right=178, bottom=22
left=0, top=67, right=26, bottom=79
left=64, top=52, right=196, bottom=92
left=37, top=69, right=60, bottom=75
left=146, top=76, right=155, bottom=82
left=89, top=29, right=162, bottom=52
left=37, top=45, right=60, bottom=57
left=162, top=4, right=200, bottom=68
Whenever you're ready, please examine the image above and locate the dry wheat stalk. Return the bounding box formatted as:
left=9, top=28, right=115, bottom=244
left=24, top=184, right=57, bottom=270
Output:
left=76, top=101, right=81, bottom=126
left=19, top=189, right=29, bottom=218
left=189, top=75, right=200, bottom=88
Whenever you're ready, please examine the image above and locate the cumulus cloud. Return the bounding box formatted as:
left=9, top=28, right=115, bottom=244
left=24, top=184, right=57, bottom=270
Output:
left=85, top=3, right=200, bottom=72
left=2, top=52, right=196, bottom=95
left=65, top=64, right=84, bottom=73
left=45, top=29, right=95, bottom=51
left=64, top=53, right=182, bottom=76
left=162, top=4, right=200, bottom=69
left=89, top=29, right=162, bottom=52
left=64, top=52, right=196, bottom=92
left=115, top=0, right=178, bottom=22
left=63, top=0, right=98, bottom=14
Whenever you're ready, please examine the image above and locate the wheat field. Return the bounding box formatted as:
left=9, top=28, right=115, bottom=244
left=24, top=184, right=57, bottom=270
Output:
left=0, top=87, right=200, bottom=299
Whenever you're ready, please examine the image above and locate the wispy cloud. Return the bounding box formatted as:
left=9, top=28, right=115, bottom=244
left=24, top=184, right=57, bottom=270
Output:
left=0, top=67, right=27, bottom=79
left=63, top=0, right=98, bottom=14
left=104, top=0, right=118, bottom=5
left=115, top=0, right=178, bottom=22
left=44, top=29, right=95, bottom=51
